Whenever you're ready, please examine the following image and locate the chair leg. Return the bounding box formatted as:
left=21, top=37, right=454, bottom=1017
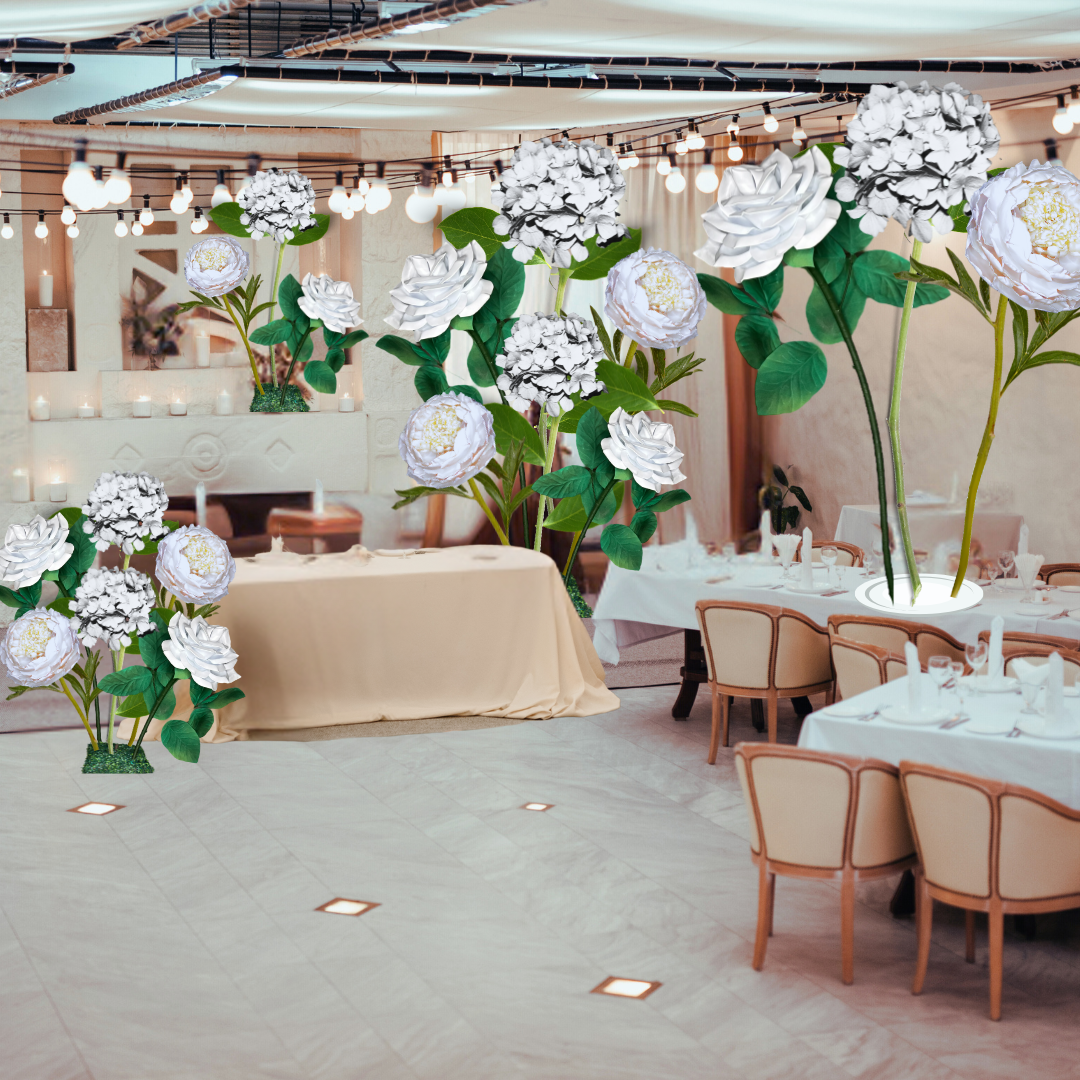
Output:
left=965, top=911, right=976, bottom=963
left=707, top=688, right=721, bottom=765
left=912, top=871, right=933, bottom=995
left=752, top=862, right=771, bottom=971
left=840, top=870, right=855, bottom=985
left=767, top=691, right=778, bottom=743
left=826, top=684, right=836, bottom=705
left=988, top=903, right=1004, bottom=1021
left=721, top=692, right=731, bottom=748
left=766, top=873, right=775, bottom=937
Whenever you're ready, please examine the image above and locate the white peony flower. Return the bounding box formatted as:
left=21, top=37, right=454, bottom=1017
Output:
left=384, top=240, right=493, bottom=341
left=155, top=525, right=236, bottom=605
left=601, top=407, right=686, bottom=492
left=184, top=236, right=249, bottom=297
left=237, top=168, right=316, bottom=243
left=834, top=81, right=999, bottom=243
left=491, top=138, right=628, bottom=267
left=0, top=515, right=73, bottom=588
left=70, top=567, right=154, bottom=650
left=605, top=248, right=707, bottom=350
left=965, top=160, right=1080, bottom=312
left=298, top=273, right=362, bottom=334
left=398, top=392, right=496, bottom=488
left=695, top=147, right=840, bottom=282
left=162, top=611, right=240, bottom=691
left=495, top=313, right=605, bottom=416
left=0, top=607, right=80, bottom=688
left=82, top=471, right=169, bottom=555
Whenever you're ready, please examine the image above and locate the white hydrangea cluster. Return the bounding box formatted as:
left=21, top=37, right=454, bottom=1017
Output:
left=70, top=567, right=155, bottom=650
left=834, top=81, right=999, bottom=242
left=237, top=168, right=317, bottom=243
left=82, top=472, right=169, bottom=555
left=491, top=138, right=628, bottom=267
left=495, top=313, right=605, bottom=416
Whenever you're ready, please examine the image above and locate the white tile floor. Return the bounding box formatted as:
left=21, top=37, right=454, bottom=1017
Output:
left=3, top=688, right=1080, bottom=1080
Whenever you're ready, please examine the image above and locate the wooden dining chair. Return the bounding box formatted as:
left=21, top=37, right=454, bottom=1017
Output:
left=830, top=638, right=907, bottom=700
left=900, top=761, right=1080, bottom=1020
left=795, top=540, right=865, bottom=567
left=827, top=614, right=966, bottom=668
left=999, top=644, right=1080, bottom=685
left=1039, top=562, right=1080, bottom=586
left=696, top=600, right=832, bottom=757
left=978, top=628, right=1080, bottom=652
left=736, top=743, right=917, bottom=984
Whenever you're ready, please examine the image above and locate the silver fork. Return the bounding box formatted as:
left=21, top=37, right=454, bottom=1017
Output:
left=1006, top=723, right=1024, bottom=738
left=857, top=708, right=882, bottom=722
left=939, top=715, right=968, bottom=730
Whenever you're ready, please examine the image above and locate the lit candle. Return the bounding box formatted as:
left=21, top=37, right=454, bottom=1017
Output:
left=338, top=392, right=355, bottom=412
left=39, top=271, right=53, bottom=307
left=77, top=403, right=94, bottom=419
left=195, top=333, right=211, bottom=368
left=48, top=459, right=66, bottom=503
left=215, top=388, right=233, bottom=416
left=30, top=395, right=50, bottom=421
left=169, top=400, right=187, bottom=416
left=133, top=395, right=152, bottom=417
left=195, top=481, right=207, bottom=528
left=313, top=479, right=325, bottom=516
left=11, top=468, right=30, bottom=503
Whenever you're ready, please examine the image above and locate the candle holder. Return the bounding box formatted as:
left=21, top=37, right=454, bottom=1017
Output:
left=133, top=396, right=152, bottom=418
left=30, top=394, right=50, bottom=421
left=77, top=402, right=94, bottom=419
left=338, top=393, right=356, bottom=412
left=39, top=271, right=53, bottom=308
left=11, top=467, right=30, bottom=503
left=47, top=458, right=67, bottom=503
left=215, top=387, right=233, bottom=416
left=195, top=333, right=211, bottom=368
left=169, top=385, right=188, bottom=416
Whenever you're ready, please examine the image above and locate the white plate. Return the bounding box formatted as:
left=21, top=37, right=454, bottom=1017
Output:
left=784, top=581, right=834, bottom=594
left=1016, top=715, right=1080, bottom=740
left=965, top=714, right=1017, bottom=735
left=820, top=701, right=877, bottom=718
left=960, top=675, right=1019, bottom=692
left=1066, top=610, right=1080, bottom=622
left=880, top=705, right=950, bottom=726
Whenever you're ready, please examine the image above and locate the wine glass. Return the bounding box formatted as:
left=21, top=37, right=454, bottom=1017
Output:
left=999, top=550, right=1015, bottom=582
left=965, top=640, right=989, bottom=687
left=950, top=660, right=968, bottom=718
left=1019, top=676, right=1042, bottom=714
left=722, top=542, right=737, bottom=567
left=820, top=545, right=838, bottom=586
left=928, top=656, right=953, bottom=706
left=985, top=563, right=1001, bottom=593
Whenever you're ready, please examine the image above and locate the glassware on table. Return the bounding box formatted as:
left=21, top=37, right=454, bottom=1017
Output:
left=950, top=660, right=968, bottom=717
left=985, top=563, right=1001, bottom=593
left=999, top=550, right=1015, bottom=581
left=1016, top=557, right=1040, bottom=604
left=721, top=542, right=737, bottom=566
left=820, top=545, right=838, bottom=586
left=965, top=641, right=988, bottom=686
left=928, top=656, right=953, bottom=705
left=1019, top=678, right=1041, bottom=714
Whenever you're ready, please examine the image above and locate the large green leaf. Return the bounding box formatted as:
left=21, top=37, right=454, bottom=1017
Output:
left=302, top=359, right=337, bottom=394
left=486, top=402, right=544, bottom=465
left=544, top=482, right=623, bottom=531
left=755, top=341, right=828, bottom=415
left=568, top=228, right=642, bottom=281
left=249, top=318, right=291, bottom=346
left=741, top=266, right=784, bottom=314
left=415, top=365, right=450, bottom=400
left=600, top=523, right=643, bottom=570
left=439, top=206, right=505, bottom=258
left=207, top=201, right=251, bottom=238
left=595, top=360, right=659, bottom=413
left=532, top=466, right=593, bottom=498
left=698, top=273, right=758, bottom=316
left=160, top=718, right=201, bottom=763
left=806, top=277, right=866, bottom=344
left=734, top=315, right=781, bottom=369
left=376, top=334, right=427, bottom=366
left=56, top=514, right=97, bottom=595
left=98, top=666, right=156, bottom=696
left=483, top=246, right=526, bottom=320
left=448, top=383, right=483, bottom=403
left=286, top=213, right=330, bottom=247
left=114, top=693, right=148, bottom=719
left=852, top=250, right=949, bottom=307
left=651, top=488, right=692, bottom=514
left=830, top=208, right=874, bottom=254
left=630, top=509, right=657, bottom=544
left=414, top=329, right=452, bottom=367
left=189, top=707, right=215, bottom=739
left=207, top=687, right=245, bottom=710
left=813, top=234, right=846, bottom=283
left=278, top=274, right=304, bottom=322
left=574, top=406, right=608, bottom=470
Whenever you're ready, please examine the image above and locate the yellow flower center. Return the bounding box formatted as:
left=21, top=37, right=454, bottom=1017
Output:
left=192, top=244, right=232, bottom=273
left=1019, top=181, right=1080, bottom=258
left=181, top=534, right=221, bottom=579
left=417, top=403, right=464, bottom=454
left=638, top=261, right=687, bottom=314
left=15, top=616, right=53, bottom=660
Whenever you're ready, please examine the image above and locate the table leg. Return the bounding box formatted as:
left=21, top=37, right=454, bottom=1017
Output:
left=672, top=629, right=707, bottom=720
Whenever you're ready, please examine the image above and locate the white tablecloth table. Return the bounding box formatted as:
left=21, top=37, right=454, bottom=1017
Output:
left=799, top=676, right=1080, bottom=809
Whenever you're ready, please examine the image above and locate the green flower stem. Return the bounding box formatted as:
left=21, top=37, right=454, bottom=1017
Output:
left=533, top=413, right=563, bottom=551
left=554, top=268, right=571, bottom=315
left=278, top=326, right=313, bottom=410
left=888, top=237, right=924, bottom=604
left=222, top=292, right=264, bottom=395
left=133, top=676, right=179, bottom=754
left=562, top=478, right=617, bottom=587
left=807, top=266, right=895, bottom=600
left=268, top=242, right=285, bottom=386
left=952, top=294, right=1008, bottom=596
left=60, top=677, right=97, bottom=750
left=468, top=477, right=509, bottom=545
left=92, top=667, right=102, bottom=744
left=624, top=340, right=638, bottom=370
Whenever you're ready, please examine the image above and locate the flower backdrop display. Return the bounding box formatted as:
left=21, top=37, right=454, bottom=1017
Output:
left=378, top=137, right=704, bottom=616
left=0, top=472, right=244, bottom=773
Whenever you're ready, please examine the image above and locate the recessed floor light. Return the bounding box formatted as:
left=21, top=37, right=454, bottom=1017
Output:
left=316, top=898, right=380, bottom=916
left=591, top=977, right=662, bottom=1000
left=68, top=802, right=123, bottom=816
left=521, top=802, right=553, bottom=811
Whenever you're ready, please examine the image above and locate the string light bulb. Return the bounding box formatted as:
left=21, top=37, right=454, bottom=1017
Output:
left=674, top=129, right=688, bottom=155
left=348, top=174, right=365, bottom=212
left=104, top=154, right=131, bottom=204
left=170, top=176, right=188, bottom=215
left=1045, top=137, right=1063, bottom=167
left=60, top=203, right=76, bottom=226
left=696, top=149, right=719, bottom=193
left=626, top=142, right=639, bottom=168
left=763, top=103, right=779, bottom=133
left=62, top=139, right=96, bottom=211
left=727, top=115, right=740, bottom=137
left=686, top=121, right=705, bottom=152
left=211, top=169, right=232, bottom=206
left=405, top=182, right=438, bottom=223
left=1053, top=94, right=1073, bottom=135
left=618, top=144, right=632, bottom=170
left=1, top=213, right=12, bottom=240
left=665, top=164, right=686, bottom=194
left=34, top=212, right=47, bottom=239
left=328, top=170, right=349, bottom=213
left=190, top=206, right=207, bottom=233
left=114, top=211, right=128, bottom=238
left=464, top=161, right=475, bottom=183
left=656, top=147, right=671, bottom=176
left=341, top=206, right=355, bottom=220
left=792, top=116, right=807, bottom=145
left=1069, top=86, right=1080, bottom=123
left=356, top=164, right=370, bottom=197
left=91, top=166, right=110, bottom=210
left=728, top=136, right=744, bottom=162
left=130, top=220, right=143, bottom=237
left=67, top=221, right=79, bottom=239
left=139, top=194, right=154, bottom=226
left=180, top=172, right=193, bottom=203
left=366, top=165, right=392, bottom=213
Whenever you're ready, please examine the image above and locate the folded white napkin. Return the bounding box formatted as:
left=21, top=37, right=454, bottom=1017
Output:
left=1013, top=552, right=1044, bottom=592
left=772, top=533, right=800, bottom=566
left=1018, top=523, right=1029, bottom=555
left=988, top=616, right=1005, bottom=686
left=905, top=641, right=922, bottom=715
left=1011, top=658, right=1049, bottom=686
left=800, top=527, right=814, bottom=589
left=760, top=510, right=772, bottom=558
left=1046, top=652, right=1065, bottom=726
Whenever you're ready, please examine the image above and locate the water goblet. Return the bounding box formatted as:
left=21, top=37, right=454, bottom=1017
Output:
left=999, top=550, right=1015, bottom=582
left=965, top=640, right=988, bottom=688
left=820, top=545, right=838, bottom=586
left=928, top=656, right=953, bottom=706
left=985, top=564, right=1001, bottom=594
left=949, top=660, right=968, bottom=717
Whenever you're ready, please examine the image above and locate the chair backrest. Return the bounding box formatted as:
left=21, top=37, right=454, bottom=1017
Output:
left=1002, top=645, right=1080, bottom=686
left=738, top=743, right=912, bottom=871
left=696, top=601, right=777, bottom=690
left=913, top=626, right=966, bottom=667
left=797, top=540, right=865, bottom=567
left=830, top=638, right=904, bottom=700
left=827, top=614, right=912, bottom=655
left=774, top=610, right=832, bottom=690
left=1040, top=563, right=1080, bottom=586
left=979, top=629, right=1080, bottom=652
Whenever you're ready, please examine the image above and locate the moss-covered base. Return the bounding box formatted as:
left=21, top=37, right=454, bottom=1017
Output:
left=82, top=743, right=154, bottom=774
left=565, top=576, right=593, bottom=619
left=250, top=383, right=310, bottom=413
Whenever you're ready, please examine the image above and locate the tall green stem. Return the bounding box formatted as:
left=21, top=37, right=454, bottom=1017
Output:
left=888, top=237, right=924, bottom=603
left=278, top=326, right=312, bottom=410
left=469, top=478, right=508, bottom=544
left=952, top=295, right=1008, bottom=595
left=133, top=677, right=178, bottom=754
left=60, top=677, right=97, bottom=750
left=554, top=268, right=571, bottom=315
left=533, top=413, right=562, bottom=551
left=563, top=479, right=617, bottom=586
left=807, top=267, right=895, bottom=599
left=267, top=242, right=285, bottom=387
left=222, top=292, right=264, bottom=395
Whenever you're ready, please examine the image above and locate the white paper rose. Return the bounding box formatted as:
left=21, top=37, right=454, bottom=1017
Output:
left=162, top=612, right=240, bottom=691
left=605, top=248, right=707, bottom=350
left=398, top=392, right=496, bottom=488
left=601, top=407, right=686, bottom=492
left=70, top=566, right=154, bottom=650
left=0, top=515, right=73, bottom=588
left=491, top=138, right=628, bottom=267
left=696, top=147, right=840, bottom=281
left=298, top=273, right=362, bottom=334
left=495, top=313, right=605, bottom=416
left=237, top=168, right=316, bottom=243
left=82, top=471, right=169, bottom=554
left=834, top=81, right=999, bottom=242
left=0, top=607, right=80, bottom=688
left=184, top=236, right=249, bottom=297
left=965, top=160, right=1080, bottom=312
left=155, top=525, right=236, bottom=605
left=384, top=240, right=493, bottom=341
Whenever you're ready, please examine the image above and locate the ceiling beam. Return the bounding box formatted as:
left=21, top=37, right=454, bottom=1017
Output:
left=115, top=0, right=258, bottom=51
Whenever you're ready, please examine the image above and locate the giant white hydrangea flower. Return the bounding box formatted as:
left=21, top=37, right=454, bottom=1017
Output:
left=605, top=248, right=707, bottom=350
left=81, top=471, right=169, bottom=555
left=0, top=607, right=81, bottom=688
left=384, top=240, right=493, bottom=341
left=495, top=313, right=605, bottom=416
left=237, top=168, right=317, bottom=243
left=162, top=612, right=240, bottom=691
left=70, top=567, right=155, bottom=650
left=834, top=81, right=999, bottom=242
left=155, top=525, right=236, bottom=605
left=695, top=147, right=840, bottom=282
left=184, top=236, right=249, bottom=296
left=398, top=392, right=496, bottom=488
left=601, top=407, right=686, bottom=492
left=298, top=273, right=362, bottom=334
left=966, top=160, right=1080, bottom=312
left=491, top=138, right=627, bottom=267
left=0, top=515, right=73, bottom=588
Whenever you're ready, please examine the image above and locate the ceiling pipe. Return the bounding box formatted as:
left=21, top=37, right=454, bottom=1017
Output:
left=53, top=68, right=229, bottom=123
left=115, top=0, right=258, bottom=50
left=0, top=63, right=74, bottom=100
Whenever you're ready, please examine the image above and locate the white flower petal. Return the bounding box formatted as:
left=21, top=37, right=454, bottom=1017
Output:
left=398, top=392, right=496, bottom=488
left=0, top=515, right=73, bottom=589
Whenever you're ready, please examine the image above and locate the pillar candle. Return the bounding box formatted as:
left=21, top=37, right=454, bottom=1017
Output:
left=11, top=468, right=30, bottom=502
left=77, top=403, right=94, bottom=419
left=801, top=526, right=814, bottom=589
left=39, top=272, right=53, bottom=307
left=195, top=333, right=211, bottom=367
left=133, top=396, right=151, bottom=417
left=1018, top=523, right=1029, bottom=555
left=760, top=510, right=772, bottom=559
left=30, top=395, right=50, bottom=421
left=313, top=479, right=325, bottom=516
left=338, top=393, right=355, bottom=412
left=215, top=389, right=233, bottom=416
left=195, top=482, right=207, bottom=528
left=169, top=401, right=187, bottom=416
